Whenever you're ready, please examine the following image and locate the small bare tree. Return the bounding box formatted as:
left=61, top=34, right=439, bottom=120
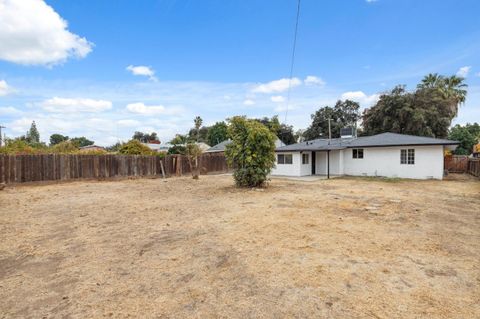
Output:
left=184, top=143, right=203, bottom=179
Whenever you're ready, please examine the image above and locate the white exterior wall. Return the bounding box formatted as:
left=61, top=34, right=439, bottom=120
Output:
left=314, top=151, right=342, bottom=175
left=271, top=152, right=311, bottom=177
left=272, top=145, right=445, bottom=179
left=342, top=145, right=444, bottom=179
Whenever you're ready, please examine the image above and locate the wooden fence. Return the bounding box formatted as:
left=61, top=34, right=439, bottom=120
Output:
left=444, top=155, right=469, bottom=173
left=468, top=158, right=480, bottom=177
left=0, top=153, right=229, bottom=184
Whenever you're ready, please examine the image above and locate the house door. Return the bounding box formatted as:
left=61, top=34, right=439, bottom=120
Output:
left=311, top=151, right=316, bottom=175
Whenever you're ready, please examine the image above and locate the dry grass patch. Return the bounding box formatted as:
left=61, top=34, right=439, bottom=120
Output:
left=0, top=175, right=479, bottom=318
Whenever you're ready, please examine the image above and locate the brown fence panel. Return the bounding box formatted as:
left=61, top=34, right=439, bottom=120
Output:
left=444, top=155, right=469, bottom=173
left=468, top=159, right=480, bottom=177
left=0, top=153, right=230, bottom=184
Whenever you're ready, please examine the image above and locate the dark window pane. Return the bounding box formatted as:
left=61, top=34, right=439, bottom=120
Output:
left=285, top=154, right=293, bottom=164
left=401, top=149, right=407, bottom=164
left=278, top=154, right=284, bottom=164
left=358, top=149, right=364, bottom=159
left=353, top=149, right=357, bottom=158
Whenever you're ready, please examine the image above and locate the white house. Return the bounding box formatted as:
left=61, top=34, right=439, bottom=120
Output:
left=271, top=132, right=459, bottom=180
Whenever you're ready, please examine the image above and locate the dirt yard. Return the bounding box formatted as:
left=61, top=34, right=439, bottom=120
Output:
left=0, top=175, right=479, bottom=318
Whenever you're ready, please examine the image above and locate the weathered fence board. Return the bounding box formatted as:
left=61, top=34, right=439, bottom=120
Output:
left=468, top=159, right=480, bottom=177
left=0, top=153, right=229, bottom=184
left=444, top=155, right=469, bottom=173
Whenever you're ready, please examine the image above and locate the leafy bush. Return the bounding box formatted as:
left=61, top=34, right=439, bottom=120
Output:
left=50, top=141, right=79, bottom=154
left=0, top=140, right=39, bottom=155
left=225, top=116, right=276, bottom=187
left=118, top=139, right=155, bottom=155
left=184, top=143, right=203, bottom=179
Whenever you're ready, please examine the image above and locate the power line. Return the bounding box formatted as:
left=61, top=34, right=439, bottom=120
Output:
left=283, top=0, right=301, bottom=126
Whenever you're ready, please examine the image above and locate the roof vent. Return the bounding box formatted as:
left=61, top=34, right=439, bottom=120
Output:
left=340, top=127, right=356, bottom=139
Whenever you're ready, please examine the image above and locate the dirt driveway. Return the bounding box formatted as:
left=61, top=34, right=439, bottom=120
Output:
left=0, top=175, right=479, bottom=318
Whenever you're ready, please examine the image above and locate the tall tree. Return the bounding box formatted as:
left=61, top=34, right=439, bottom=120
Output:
left=364, top=74, right=468, bottom=138
left=26, top=121, right=40, bottom=144
left=194, top=116, right=203, bottom=141
left=304, top=99, right=360, bottom=140
left=206, top=121, right=228, bottom=146
left=132, top=131, right=160, bottom=143
left=50, top=134, right=69, bottom=146
left=254, top=115, right=295, bottom=145
left=417, top=73, right=467, bottom=116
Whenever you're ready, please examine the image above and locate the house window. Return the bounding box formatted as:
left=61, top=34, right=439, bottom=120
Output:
left=401, top=149, right=415, bottom=165
left=352, top=148, right=364, bottom=159
left=302, top=153, right=309, bottom=164
left=278, top=154, right=293, bottom=165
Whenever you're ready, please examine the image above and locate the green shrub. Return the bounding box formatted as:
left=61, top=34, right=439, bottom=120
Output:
left=225, top=116, right=276, bottom=187
left=50, top=140, right=79, bottom=154
left=118, top=139, right=155, bottom=155
left=0, top=140, right=38, bottom=155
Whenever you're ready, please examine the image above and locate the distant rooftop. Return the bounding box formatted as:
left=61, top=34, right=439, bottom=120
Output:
left=276, top=132, right=459, bottom=152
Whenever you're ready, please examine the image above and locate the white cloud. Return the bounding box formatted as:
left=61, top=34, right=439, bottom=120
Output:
left=0, top=0, right=93, bottom=65
left=274, top=104, right=297, bottom=112
left=126, top=65, right=156, bottom=80
left=41, top=97, right=112, bottom=112
left=243, top=99, right=255, bottom=106
left=252, top=77, right=302, bottom=94
left=476, top=72, right=480, bottom=77
left=126, top=102, right=182, bottom=115
left=0, top=80, right=13, bottom=96
left=117, top=119, right=140, bottom=127
left=304, top=75, right=325, bottom=87
left=271, top=95, right=285, bottom=103
left=0, top=106, right=22, bottom=116
left=456, top=66, right=471, bottom=78
left=341, top=91, right=379, bottom=106
left=366, top=0, right=378, bottom=3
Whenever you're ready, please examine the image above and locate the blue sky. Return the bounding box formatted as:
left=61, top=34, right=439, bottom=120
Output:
left=0, top=0, right=479, bottom=146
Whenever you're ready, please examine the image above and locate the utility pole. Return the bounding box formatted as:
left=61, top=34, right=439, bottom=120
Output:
left=328, top=118, right=332, bottom=141
left=0, top=125, right=5, bottom=147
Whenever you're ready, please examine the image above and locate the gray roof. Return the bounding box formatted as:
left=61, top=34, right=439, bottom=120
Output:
left=205, top=140, right=231, bottom=153
left=276, top=132, right=459, bottom=152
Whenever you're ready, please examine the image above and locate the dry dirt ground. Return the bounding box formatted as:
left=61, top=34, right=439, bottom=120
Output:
left=0, top=174, right=479, bottom=318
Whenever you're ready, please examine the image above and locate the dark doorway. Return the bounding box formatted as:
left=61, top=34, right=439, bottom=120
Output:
left=311, top=151, right=316, bottom=175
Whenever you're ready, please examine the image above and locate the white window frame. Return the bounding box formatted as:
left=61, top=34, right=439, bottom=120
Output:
left=302, top=153, right=309, bottom=164
left=401, top=149, right=415, bottom=165
left=352, top=148, right=364, bottom=159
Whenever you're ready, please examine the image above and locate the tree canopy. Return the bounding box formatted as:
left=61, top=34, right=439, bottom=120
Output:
left=448, top=123, right=480, bottom=155
left=50, top=134, right=69, bottom=146
left=225, top=116, right=276, bottom=187
left=132, top=131, right=160, bottom=144
left=70, top=137, right=94, bottom=147
left=206, top=121, right=228, bottom=146
left=303, top=100, right=360, bottom=141
left=363, top=74, right=467, bottom=138
left=255, top=115, right=296, bottom=145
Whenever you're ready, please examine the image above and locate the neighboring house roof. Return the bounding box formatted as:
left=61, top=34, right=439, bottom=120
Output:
left=144, top=143, right=171, bottom=151
left=276, top=132, right=459, bottom=152
left=196, top=142, right=211, bottom=152
left=205, top=140, right=231, bottom=153
left=206, top=137, right=285, bottom=153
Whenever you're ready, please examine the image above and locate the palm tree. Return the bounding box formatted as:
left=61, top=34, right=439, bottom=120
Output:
left=194, top=116, right=203, bottom=141
left=417, top=73, right=443, bottom=89
left=418, top=74, right=467, bottom=116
